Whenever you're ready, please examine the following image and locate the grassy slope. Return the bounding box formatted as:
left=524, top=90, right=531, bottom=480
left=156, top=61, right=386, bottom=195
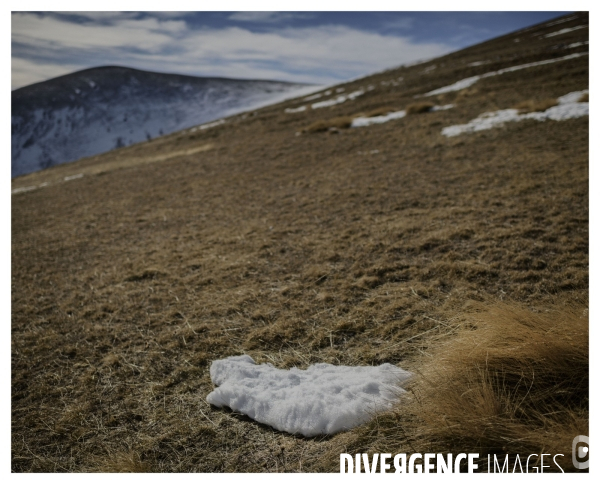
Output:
left=12, top=13, right=588, bottom=472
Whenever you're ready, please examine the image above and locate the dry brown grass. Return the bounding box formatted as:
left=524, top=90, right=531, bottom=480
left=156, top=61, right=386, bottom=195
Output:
left=90, top=450, right=152, bottom=473
left=11, top=11, right=589, bottom=473
left=313, top=300, right=588, bottom=472
left=515, top=99, right=558, bottom=114
left=578, top=92, right=589, bottom=103
left=406, top=102, right=435, bottom=114
left=303, top=116, right=354, bottom=133
left=391, top=301, right=586, bottom=471
left=365, top=107, right=396, bottom=117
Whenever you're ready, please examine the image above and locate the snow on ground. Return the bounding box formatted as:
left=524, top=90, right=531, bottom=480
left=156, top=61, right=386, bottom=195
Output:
left=545, top=25, right=587, bottom=37
left=441, top=90, right=588, bottom=137
left=567, top=41, right=589, bottom=48
left=11, top=185, right=37, bottom=195
left=351, top=110, right=406, bottom=127
left=431, top=104, right=454, bottom=111
left=64, top=173, right=84, bottom=181
left=206, top=355, right=411, bottom=437
left=425, top=53, right=588, bottom=97
left=189, top=119, right=226, bottom=132
left=351, top=104, right=454, bottom=128
left=546, top=15, right=579, bottom=27
left=284, top=106, right=307, bottom=113
left=312, top=90, right=365, bottom=109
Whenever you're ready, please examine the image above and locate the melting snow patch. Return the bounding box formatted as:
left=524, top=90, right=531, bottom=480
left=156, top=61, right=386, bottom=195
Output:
left=431, top=104, right=454, bottom=111
left=206, top=355, right=411, bottom=437
left=546, top=15, right=579, bottom=27
left=545, top=25, right=587, bottom=37
left=12, top=185, right=37, bottom=195
left=190, top=119, right=226, bottom=132
left=351, top=104, right=454, bottom=128
left=312, top=90, right=364, bottom=109
left=352, top=111, right=406, bottom=127
left=425, top=53, right=587, bottom=96
left=64, top=173, right=84, bottom=181
left=441, top=90, right=588, bottom=137
left=304, top=93, right=322, bottom=101
left=567, top=41, right=589, bottom=48
left=285, top=106, right=307, bottom=113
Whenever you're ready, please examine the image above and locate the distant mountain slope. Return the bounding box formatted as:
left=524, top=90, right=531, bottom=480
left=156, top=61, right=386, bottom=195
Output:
left=11, top=66, right=311, bottom=177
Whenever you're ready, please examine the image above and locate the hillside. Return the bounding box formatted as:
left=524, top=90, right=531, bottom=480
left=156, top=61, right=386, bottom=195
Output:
left=11, top=66, right=311, bottom=177
left=11, top=13, right=588, bottom=472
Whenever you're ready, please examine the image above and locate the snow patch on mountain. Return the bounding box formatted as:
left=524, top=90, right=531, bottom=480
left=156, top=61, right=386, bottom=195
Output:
left=12, top=66, right=314, bottom=178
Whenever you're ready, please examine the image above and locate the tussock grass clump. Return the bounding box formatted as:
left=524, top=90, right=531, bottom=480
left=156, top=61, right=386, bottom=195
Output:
left=90, top=450, right=152, bottom=473
left=303, top=116, right=353, bottom=133
left=515, top=98, right=558, bottom=113
left=399, top=301, right=588, bottom=471
left=578, top=92, right=589, bottom=103
left=406, top=102, right=435, bottom=114
left=365, top=107, right=396, bottom=117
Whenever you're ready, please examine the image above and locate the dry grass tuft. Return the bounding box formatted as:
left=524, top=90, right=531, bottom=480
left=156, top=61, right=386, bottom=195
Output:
left=92, top=450, right=152, bottom=473
left=365, top=107, right=396, bottom=117
left=578, top=92, right=589, bottom=103
left=393, top=300, right=588, bottom=471
left=515, top=99, right=558, bottom=114
left=303, top=116, right=354, bottom=133
left=406, top=102, right=435, bottom=114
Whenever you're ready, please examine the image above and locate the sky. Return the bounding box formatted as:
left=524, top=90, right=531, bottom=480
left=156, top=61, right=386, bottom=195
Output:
left=11, top=11, right=571, bottom=90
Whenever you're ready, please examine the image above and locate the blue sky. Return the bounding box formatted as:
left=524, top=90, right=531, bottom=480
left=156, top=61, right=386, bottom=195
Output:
left=11, top=11, right=570, bottom=90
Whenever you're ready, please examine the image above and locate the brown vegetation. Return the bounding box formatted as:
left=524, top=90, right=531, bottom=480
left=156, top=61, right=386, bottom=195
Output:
left=406, top=102, right=435, bottom=114
left=303, top=116, right=354, bottom=133
left=405, top=301, right=587, bottom=471
left=578, top=92, right=589, bottom=103
left=515, top=98, right=558, bottom=114
left=365, top=107, right=396, bottom=117
left=11, top=12, right=588, bottom=473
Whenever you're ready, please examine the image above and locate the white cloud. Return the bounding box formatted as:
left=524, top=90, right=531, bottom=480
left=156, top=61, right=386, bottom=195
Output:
left=11, top=57, right=82, bottom=90
left=12, top=12, right=453, bottom=89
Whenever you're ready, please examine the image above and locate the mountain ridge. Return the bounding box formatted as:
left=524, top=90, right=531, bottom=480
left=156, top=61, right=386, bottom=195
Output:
left=12, top=65, right=312, bottom=177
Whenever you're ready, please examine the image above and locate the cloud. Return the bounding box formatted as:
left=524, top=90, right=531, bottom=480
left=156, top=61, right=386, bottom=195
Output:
left=228, top=12, right=314, bottom=23
left=11, top=12, right=453, bottom=89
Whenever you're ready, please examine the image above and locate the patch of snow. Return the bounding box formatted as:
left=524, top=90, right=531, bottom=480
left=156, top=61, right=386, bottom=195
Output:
left=431, top=104, right=454, bottom=111
left=425, top=53, right=588, bottom=96
left=64, top=173, right=84, bottom=181
left=545, top=25, right=587, bottom=37
left=351, top=110, right=406, bottom=127
left=324, top=90, right=332, bottom=96
left=74, top=88, right=81, bottom=94
left=88, top=81, right=96, bottom=88
left=546, top=15, right=579, bottom=27
left=284, top=106, right=307, bottom=113
left=336, top=87, right=345, bottom=93
left=12, top=185, right=37, bottom=194
left=567, top=41, right=589, bottom=48
left=556, top=90, right=588, bottom=104
left=312, top=90, right=364, bottom=109
left=304, top=93, right=323, bottom=101
left=206, top=355, right=410, bottom=437
left=441, top=90, right=588, bottom=137
left=468, top=61, right=487, bottom=67
left=514, top=38, right=521, bottom=43
left=422, top=65, right=437, bottom=73
left=352, top=104, right=454, bottom=128
left=197, top=119, right=226, bottom=130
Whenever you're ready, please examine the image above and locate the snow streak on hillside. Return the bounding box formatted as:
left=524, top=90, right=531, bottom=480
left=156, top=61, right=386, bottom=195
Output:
left=12, top=66, right=312, bottom=177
